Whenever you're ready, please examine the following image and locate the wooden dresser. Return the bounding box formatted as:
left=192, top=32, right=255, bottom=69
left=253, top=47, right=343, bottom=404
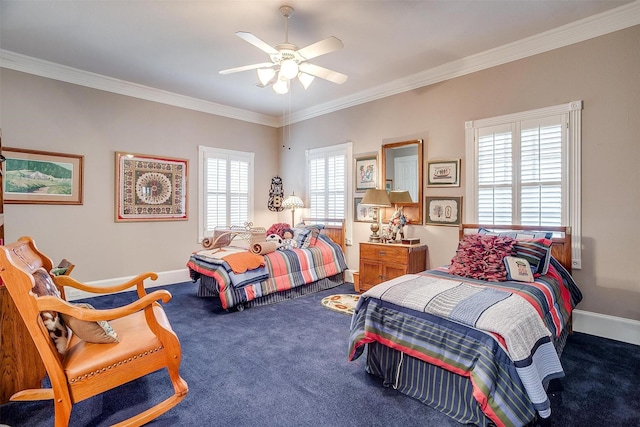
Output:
left=357, top=242, right=428, bottom=293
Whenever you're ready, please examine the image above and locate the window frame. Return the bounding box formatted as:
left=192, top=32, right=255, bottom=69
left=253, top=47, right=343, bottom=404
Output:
left=465, top=101, right=582, bottom=269
left=198, top=145, right=254, bottom=242
left=305, top=142, right=352, bottom=239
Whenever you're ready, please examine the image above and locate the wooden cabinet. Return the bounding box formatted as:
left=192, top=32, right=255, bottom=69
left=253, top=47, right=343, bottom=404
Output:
left=357, top=242, right=428, bottom=293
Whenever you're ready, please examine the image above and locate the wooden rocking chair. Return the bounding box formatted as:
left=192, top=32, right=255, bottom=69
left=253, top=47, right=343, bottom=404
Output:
left=0, top=236, right=188, bottom=426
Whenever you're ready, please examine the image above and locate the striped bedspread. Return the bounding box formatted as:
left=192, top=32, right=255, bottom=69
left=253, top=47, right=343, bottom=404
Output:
left=348, top=259, right=581, bottom=427
left=188, top=234, right=348, bottom=309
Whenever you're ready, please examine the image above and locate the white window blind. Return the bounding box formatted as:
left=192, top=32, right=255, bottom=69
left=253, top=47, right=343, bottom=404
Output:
left=198, top=146, right=254, bottom=240
left=306, top=143, right=350, bottom=220
left=466, top=101, right=582, bottom=269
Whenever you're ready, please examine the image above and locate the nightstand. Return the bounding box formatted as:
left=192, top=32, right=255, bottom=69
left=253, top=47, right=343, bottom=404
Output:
left=357, top=242, right=428, bottom=293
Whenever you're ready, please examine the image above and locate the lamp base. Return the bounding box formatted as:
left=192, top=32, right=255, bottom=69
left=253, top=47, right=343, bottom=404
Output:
left=369, top=207, right=381, bottom=242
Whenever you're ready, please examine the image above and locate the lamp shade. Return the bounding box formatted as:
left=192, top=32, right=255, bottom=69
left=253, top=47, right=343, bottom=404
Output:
left=298, top=72, right=315, bottom=89
left=388, top=190, right=413, bottom=205
left=282, top=193, right=304, bottom=209
left=257, top=68, right=276, bottom=86
left=360, top=188, right=391, bottom=207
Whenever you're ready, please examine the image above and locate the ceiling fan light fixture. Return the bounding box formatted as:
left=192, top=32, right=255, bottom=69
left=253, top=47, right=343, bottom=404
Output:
left=257, top=68, right=276, bottom=86
left=298, top=72, right=315, bottom=89
left=280, top=58, right=299, bottom=80
left=273, top=77, right=289, bottom=94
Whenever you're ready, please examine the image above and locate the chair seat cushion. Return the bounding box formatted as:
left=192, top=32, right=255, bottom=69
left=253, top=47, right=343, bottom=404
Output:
left=63, top=305, right=171, bottom=382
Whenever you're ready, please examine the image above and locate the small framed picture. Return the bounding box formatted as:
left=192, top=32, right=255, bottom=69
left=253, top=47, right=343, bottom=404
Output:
left=427, top=159, right=461, bottom=187
left=354, top=152, right=378, bottom=192
left=385, top=179, right=393, bottom=192
left=354, top=197, right=375, bottom=222
left=425, top=196, right=462, bottom=226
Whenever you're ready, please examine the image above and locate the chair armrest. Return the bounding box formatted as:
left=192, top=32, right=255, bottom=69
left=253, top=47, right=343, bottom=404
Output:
left=35, top=289, right=172, bottom=322
left=53, top=272, right=158, bottom=297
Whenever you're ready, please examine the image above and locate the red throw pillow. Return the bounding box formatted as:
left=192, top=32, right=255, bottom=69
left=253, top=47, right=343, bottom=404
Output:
left=449, top=234, right=516, bottom=282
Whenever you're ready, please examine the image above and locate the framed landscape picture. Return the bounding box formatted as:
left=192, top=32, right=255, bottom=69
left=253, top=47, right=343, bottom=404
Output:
left=3, top=147, right=84, bottom=205
left=115, top=152, right=188, bottom=222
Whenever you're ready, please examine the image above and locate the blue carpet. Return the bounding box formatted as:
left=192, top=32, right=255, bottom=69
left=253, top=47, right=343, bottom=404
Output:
left=1, top=281, right=639, bottom=426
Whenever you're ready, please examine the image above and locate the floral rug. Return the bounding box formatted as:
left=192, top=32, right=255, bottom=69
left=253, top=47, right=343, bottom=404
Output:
left=320, top=294, right=361, bottom=316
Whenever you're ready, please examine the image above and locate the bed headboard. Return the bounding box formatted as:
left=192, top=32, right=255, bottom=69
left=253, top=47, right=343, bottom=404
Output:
left=459, top=224, right=572, bottom=274
left=301, top=218, right=346, bottom=252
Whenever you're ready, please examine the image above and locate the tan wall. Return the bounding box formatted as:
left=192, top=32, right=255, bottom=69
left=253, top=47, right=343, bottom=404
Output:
left=281, top=26, right=640, bottom=321
left=1, top=26, right=638, bottom=322
left=0, top=69, right=280, bottom=282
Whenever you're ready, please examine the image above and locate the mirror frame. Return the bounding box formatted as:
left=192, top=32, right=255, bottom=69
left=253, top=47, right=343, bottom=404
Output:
left=381, top=139, right=424, bottom=225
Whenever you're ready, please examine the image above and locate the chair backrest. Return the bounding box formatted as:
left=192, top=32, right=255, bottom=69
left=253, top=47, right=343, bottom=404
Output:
left=0, top=237, right=66, bottom=374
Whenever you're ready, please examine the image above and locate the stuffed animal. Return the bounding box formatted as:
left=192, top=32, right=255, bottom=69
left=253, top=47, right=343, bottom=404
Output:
left=266, top=233, right=283, bottom=248
left=279, top=228, right=298, bottom=250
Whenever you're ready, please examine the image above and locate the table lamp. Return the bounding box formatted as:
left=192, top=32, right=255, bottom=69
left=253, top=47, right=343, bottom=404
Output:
left=282, top=192, right=304, bottom=225
left=360, top=188, right=391, bottom=242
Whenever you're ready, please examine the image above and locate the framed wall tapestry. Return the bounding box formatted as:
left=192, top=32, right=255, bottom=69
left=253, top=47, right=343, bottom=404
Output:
left=425, top=196, right=462, bottom=226
left=354, top=152, right=378, bottom=192
left=427, top=159, right=461, bottom=187
left=115, top=152, right=188, bottom=222
left=3, top=147, right=84, bottom=205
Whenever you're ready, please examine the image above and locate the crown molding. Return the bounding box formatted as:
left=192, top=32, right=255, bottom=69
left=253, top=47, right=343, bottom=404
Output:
left=289, top=1, right=640, bottom=124
left=2, top=1, right=638, bottom=128
left=0, top=50, right=280, bottom=128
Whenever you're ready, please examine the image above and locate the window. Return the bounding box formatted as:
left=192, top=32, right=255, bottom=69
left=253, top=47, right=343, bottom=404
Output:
left=198, top=146, right=254, bottom=240
left=306, top=143, right=351, bottom=220
left=465, top=101, right=582, bottom=268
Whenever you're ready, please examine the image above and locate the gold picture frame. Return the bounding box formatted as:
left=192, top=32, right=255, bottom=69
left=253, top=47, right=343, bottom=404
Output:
left=354, top=152, right=378, bottom=192
left=115, top=152, right=188, bottom=222
left=425, top=196, right=462, bottom=226
left=427, top=159, right=461, bottom=187
left=3, top=147, right=84, bottom=205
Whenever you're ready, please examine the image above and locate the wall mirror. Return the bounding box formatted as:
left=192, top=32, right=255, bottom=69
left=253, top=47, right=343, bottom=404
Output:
left=381, top=139, right=423, bottom=225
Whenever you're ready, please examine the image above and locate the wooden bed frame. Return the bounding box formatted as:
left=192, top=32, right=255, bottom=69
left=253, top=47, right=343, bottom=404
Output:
left=460, top=223, right=572, bottom=273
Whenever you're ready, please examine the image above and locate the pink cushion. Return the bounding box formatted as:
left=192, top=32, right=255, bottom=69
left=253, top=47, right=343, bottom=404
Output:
left=449, top=234, right=516, bottom=282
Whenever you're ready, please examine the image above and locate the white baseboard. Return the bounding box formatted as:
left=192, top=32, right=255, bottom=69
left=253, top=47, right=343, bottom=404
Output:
left=572, top=309, right=640, bottom=346
left=65, top=269, right=192, bottom=301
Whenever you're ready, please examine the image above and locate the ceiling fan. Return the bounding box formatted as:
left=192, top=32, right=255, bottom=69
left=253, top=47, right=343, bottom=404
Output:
left=219, top=5, right=348, bottom=94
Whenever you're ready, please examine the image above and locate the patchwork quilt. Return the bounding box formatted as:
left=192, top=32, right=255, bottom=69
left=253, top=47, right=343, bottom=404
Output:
left=188, top=234, right=348, bottom=309
left=348, top=258, right=582, bottom=427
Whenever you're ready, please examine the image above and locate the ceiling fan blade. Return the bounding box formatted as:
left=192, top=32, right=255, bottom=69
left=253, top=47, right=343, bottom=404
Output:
left=299, top=62, right=348, bottom=84
left=297, top=36, right=344, bottom=61
left=236, top=31, right=279, bottom=56
left=219, top=62, right=275, bottom=75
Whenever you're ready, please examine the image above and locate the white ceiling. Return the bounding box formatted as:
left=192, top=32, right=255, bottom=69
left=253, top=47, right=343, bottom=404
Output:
left=1, top=1, right=638, bottom=126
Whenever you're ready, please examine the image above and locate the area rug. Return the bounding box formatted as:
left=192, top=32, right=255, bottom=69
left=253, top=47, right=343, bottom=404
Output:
left=320, top=294, right=360, bottom=315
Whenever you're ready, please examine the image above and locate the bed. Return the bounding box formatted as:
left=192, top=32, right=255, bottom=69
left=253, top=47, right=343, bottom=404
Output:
left=348, top=224, right=583, bottom=427
left=188, top=218, right=348, bottom=311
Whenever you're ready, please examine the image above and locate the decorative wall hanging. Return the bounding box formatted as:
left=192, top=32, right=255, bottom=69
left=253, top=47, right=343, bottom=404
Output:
left=427, top=159, right=461, bottom=187
left=3, top=147, right=84, bottom=205
left=354, top=197, right=375, bottom=222
left=268, top=176, right=284, bottom=212
left=115, top=152, right=187, bottom=222
left=425, top=196, right=462, bottom=226
left=354, top=152, right=378, bottom=192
